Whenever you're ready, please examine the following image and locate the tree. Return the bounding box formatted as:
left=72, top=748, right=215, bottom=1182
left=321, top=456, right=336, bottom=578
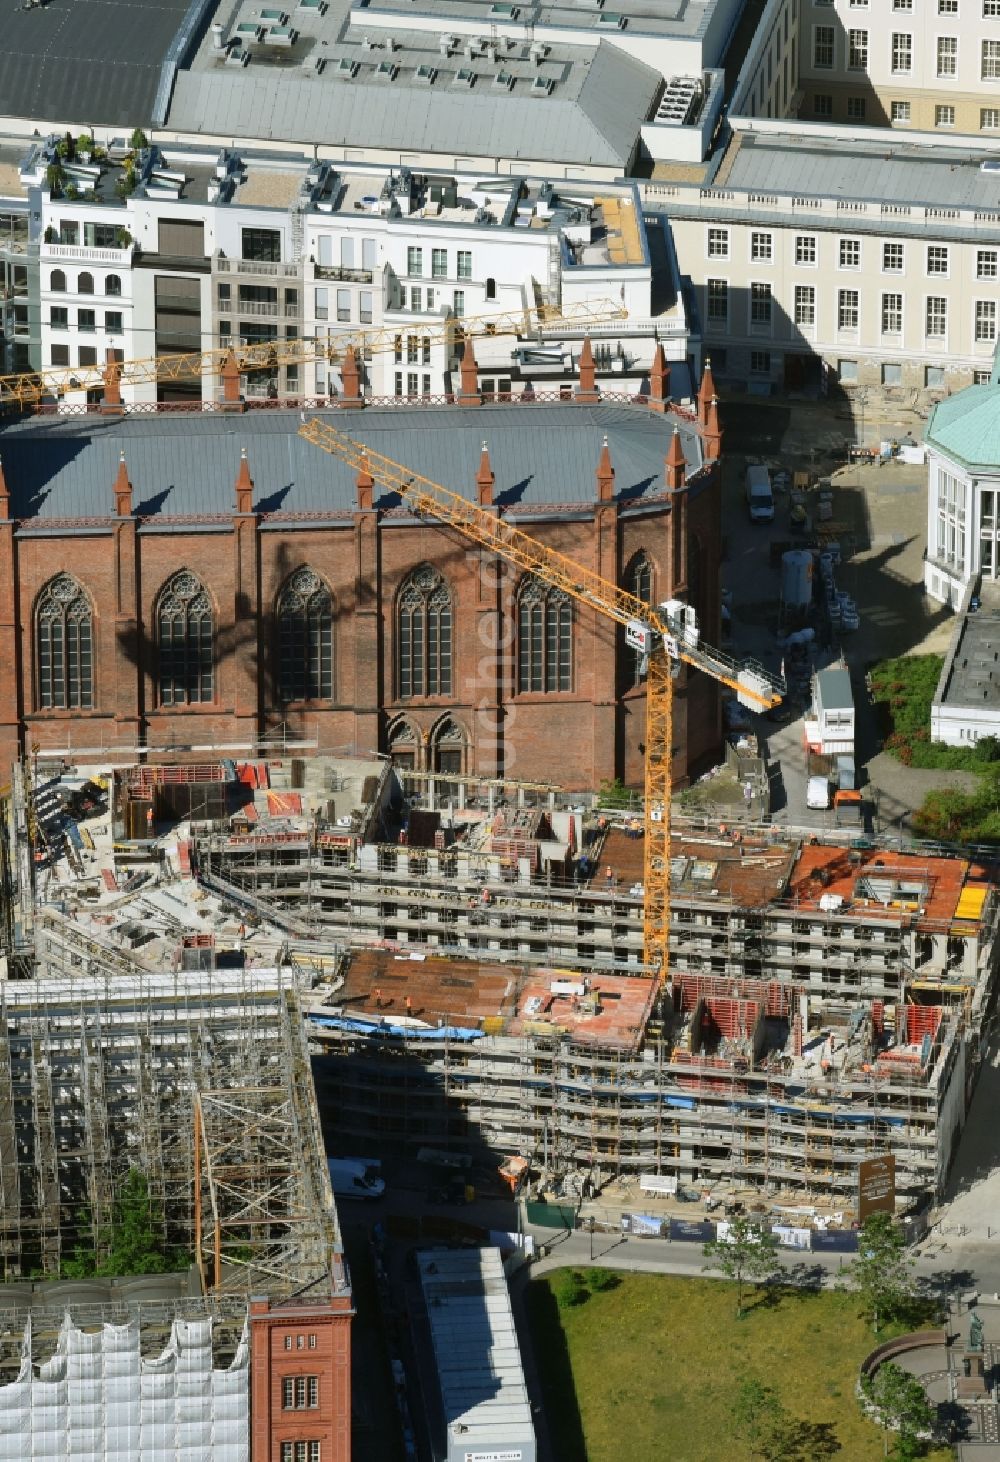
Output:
left=101, top=1168, right=170, bottom=1276
left=60, top=1169, right=173, bottom=1280
left=861, top=1362, right=935, bottom=1459
left=731, top=1376, right=791, bottom=1461
left=129, top=127, right=149, bottom=151
left=849, top=1212, right=916, bottom=1334
left=703, top=1215, right=779, bottom=1318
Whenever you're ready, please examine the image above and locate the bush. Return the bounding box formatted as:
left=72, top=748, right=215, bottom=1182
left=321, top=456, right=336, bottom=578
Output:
left=975, top=735, right=1000, bottom=764
left=586, top=1267, right=619, bottom=1293
left=553, top=1270, right=589, bottom=1309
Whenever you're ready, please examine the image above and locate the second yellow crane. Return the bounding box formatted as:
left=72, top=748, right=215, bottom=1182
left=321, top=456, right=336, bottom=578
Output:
left=299, top=416, right=784, bottom=984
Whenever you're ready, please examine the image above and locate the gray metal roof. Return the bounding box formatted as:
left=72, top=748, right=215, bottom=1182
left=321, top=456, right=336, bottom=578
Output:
left=416, top=1246, right=534, bottom=1454
left=0, top=0, right=193, bottom=128
left=815, top=667, right=853, bottom=712
left=940, top=584, right=1000, bottom=711
left=0, top=402, right=699, bottom=523
left=719, top=131, right=1000, bottom=213
left=167, top=40, right=658, bottom=166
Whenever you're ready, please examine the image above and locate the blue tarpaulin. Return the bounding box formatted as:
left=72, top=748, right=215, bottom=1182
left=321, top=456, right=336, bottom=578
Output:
left=307, top=1015, right=484, bottom=1042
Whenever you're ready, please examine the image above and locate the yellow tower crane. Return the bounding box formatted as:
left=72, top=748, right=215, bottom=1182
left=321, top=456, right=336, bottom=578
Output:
left=299, top=416, right=785, bottom=982
left=0, top=299, right=625, bottom=408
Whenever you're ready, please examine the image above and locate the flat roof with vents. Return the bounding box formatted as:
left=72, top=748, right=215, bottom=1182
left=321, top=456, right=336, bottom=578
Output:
left=938, top=581, right=1000, bottom=713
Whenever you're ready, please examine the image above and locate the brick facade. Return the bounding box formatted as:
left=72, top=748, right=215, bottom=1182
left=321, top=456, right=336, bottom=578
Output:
left=0, top=396, right=723, bottom=789
left=249, top=1294, right=353, bottom=1462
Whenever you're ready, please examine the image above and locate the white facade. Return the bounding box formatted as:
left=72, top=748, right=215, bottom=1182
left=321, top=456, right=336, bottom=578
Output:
left=25, top=143, right=687, bottom=407
left=796, top=0, right=1000, bottom=133
left=656, top=163, right=1000, bottom=396
left=924, top=446, right=981, bottom=606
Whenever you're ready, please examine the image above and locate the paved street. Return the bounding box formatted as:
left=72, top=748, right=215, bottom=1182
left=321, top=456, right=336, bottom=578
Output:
left=719, top=399, right=959, bottom=830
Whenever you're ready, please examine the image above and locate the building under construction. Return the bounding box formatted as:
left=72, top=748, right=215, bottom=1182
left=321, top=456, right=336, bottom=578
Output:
left=5, top=752, right=999, bottom=1220
left=187, top=757, right=998, bottom=1210
left=0, top=766, right=353, bottom=1462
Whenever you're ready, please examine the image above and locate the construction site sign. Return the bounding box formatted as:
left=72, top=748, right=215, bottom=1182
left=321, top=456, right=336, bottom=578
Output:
left=858, top=1154, right=896, bottom=1221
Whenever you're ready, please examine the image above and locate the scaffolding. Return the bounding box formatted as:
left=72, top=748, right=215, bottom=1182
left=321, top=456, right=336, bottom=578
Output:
left=0, top=967, right=344, bottom=1300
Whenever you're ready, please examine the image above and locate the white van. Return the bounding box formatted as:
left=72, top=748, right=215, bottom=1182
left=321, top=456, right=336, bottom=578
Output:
left=806, top=776, right=831, bottom=811
left=327, top=1158, right=386, bottom=1201
left=745, top=465, right=775, bottom=523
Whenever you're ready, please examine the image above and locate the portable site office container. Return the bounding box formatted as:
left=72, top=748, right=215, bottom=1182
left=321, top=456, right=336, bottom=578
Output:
left=810, top=666, right=855, bottom=753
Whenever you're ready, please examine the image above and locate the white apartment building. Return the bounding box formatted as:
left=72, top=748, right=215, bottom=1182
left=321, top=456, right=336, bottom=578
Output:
left=19, top=140, right=688, bottom=407
left=795, top=0, right=1000, bottom=135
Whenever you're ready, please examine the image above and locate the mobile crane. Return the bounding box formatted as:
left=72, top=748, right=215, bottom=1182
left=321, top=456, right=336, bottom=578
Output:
left=299, top=416, right=785, bottom=982
left=0, top=298, right=625, bottom=408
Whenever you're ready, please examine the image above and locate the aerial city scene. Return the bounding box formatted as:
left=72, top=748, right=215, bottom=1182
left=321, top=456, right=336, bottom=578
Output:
left=1, top=0, right=1000, bottom=1456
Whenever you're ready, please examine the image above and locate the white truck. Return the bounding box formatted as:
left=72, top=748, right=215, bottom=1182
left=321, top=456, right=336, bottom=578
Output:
left=327, top=1157, right=386, bottom=1201
left=745, top=465, right=775, bottom=523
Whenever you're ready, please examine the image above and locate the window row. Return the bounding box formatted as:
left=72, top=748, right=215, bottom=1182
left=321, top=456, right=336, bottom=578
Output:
left=35, top=562, right=665, bottom=711
left=314, top=286, right=374, bottom=324
left=50, top=308, right=123, bottom=333
left=50, top=339, right=122, bottom=369
left=281, top=1375, right=319, bottom=1409
left=712, top=348, right=964, bottom=390
left=49, top=270, right=121, bottom=296
left=279, top=1444, right=321, bottom=1462
left=48, top=221, right=126, bottom=250
left=407, top=246, right=473, bottom=279
left=395, top=285, right=471, bottom=314
left=709, top=228, right=996, bottom=279
left=816, top=0, right=998, bottom=10
left=707, top=280, right=986, bottom=340
left=812, top=28, right=1000, bottom=76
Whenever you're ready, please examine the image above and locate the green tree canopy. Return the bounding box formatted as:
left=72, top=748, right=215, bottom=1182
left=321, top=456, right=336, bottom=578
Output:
left=849, top=1212, right=916, bottom=1334
left=703, top=1215, right=780, bottom=1318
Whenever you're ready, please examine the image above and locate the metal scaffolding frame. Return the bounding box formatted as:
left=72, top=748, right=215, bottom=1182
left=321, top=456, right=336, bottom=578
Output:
left=0, top=967, right=342, bottom=1299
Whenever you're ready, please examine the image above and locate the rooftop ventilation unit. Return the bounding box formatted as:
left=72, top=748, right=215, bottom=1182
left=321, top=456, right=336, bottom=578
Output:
left=439, top=32, right=459, bottom=54
left=493, top=70, right=514, bottom=91
left=225, top=47, right=251, bottom=66
left=415, top=63, right=437, bottom=83
left=376, top=59, right=398, bottom=79
left=386, top=34, right=399, bottom=50
left=453, top=67, right=476, bottom=86
left=655, top=76, right=701, bottom=124
left=337, top=55, right=360, bottom=77
left=361, top=34, right=377, bottom=49
left=489, top=2, right=520, bottom=16
left=598, top=11, right=626, bottom=25
left=531, top=74, right=553, bottom=94
left=982, top=160, right=1000, bottom=173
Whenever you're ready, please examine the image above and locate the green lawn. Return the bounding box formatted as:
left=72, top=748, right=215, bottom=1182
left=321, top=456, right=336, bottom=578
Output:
left=526, top=1271, right=953, bottom=1462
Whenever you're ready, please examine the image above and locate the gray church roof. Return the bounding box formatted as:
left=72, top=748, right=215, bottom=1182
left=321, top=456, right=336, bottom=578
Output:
left=0, top=403, right=702, bottom=525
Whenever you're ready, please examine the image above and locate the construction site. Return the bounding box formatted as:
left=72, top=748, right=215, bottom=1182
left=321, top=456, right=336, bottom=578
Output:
left=6, top=750, right=997, bottom=1218
left=0, top=763, right=352, bottom=1461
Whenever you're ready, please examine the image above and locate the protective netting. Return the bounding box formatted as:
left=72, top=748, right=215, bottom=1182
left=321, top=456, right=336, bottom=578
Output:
left=0, top=1313, right=248, bottom=1461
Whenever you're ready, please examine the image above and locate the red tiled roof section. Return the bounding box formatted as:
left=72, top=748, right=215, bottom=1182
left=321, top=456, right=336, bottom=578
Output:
left=339, top=950, right=657, bottom=1053
left=790, top=845, right=973, bottom=927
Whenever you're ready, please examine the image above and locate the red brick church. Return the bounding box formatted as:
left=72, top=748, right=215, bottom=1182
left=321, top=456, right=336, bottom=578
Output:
left=0, top=352, right=724, bottom=789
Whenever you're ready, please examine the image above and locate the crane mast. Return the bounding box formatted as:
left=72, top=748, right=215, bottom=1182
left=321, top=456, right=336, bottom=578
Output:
left=299, top=415, right=784, bottom=981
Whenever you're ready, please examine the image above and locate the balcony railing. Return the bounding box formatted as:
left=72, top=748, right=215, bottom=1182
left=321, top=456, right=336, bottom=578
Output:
left=43, top=243, right=132, bottom=266
left=314, top=263, right=374, bottom=284
left=217, top=257, right=299, bottom=278
left=233, top=299, right=301, bottom=318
